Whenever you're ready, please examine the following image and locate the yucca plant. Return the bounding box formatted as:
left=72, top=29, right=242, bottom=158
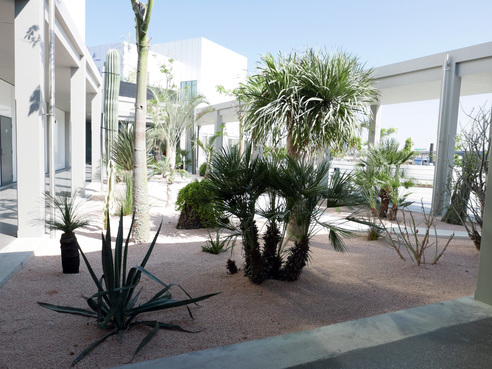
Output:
left=38, top=213, right=218, bottom=366
left=44, top=190, right=89, bottom=274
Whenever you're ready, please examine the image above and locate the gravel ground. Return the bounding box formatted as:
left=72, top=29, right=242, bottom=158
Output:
left=0, top=178, right=480, bottom=369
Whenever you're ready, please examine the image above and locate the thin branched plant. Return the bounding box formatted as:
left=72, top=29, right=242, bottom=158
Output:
left=382, top=202, right=454, bottom=266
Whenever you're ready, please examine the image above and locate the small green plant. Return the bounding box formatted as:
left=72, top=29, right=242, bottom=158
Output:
left=382, top=202, right=454, bottom=266
left=199, top=162, right=207, bottom=177
left=176, top=179, right=218, bottom=229
left=367, top=225, right=383, bottom=241
left=38, top=213, right=218, bottom=366
left=202, top=229, right=234, bottom=254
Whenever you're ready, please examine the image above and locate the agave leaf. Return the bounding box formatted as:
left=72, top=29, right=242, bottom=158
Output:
left=122, top=213, right=136, bottom=286
left=135, top=320, right=191, bottom=332
left=140, top=220, right=163, bottom=268
left=132, top=321, right=159, bottom=360
left=114, top=211, right=124, bottom=290
left=130, top=292, right=220, bottom=315
left=101, top=236, right=115, bottom=302
left=38, top=302, right=98, bottom=318
left=71, top=330, right=116, bottom=367
left=78, top=244, right=109, bottom=305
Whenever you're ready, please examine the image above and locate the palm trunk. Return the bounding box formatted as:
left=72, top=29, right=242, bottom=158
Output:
left=168, top=145, right=176, bottom=172
left=60, top=232, right=80, bottom=274
left=131, top=0, right=154, bottom=243
left=280, top=237, right=310, bottom=281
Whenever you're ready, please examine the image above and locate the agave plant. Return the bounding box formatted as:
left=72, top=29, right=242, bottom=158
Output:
left=38, top=213, right=218, bottom=366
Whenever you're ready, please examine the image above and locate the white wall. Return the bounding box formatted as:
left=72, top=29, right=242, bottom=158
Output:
left=64, top=0, right=85, bottom=41
left=152, top=38, right=247, bottom=104
left=55, top=108, right=66, bottom=170
left=88, top=42, right=178, bottom=88
left=152, top=38, right=202, bottom=86
left=200, top=39, right=247, bottom=104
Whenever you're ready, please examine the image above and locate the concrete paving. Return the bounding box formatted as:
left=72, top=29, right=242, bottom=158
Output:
left=114, top=297, right=492, bottom=369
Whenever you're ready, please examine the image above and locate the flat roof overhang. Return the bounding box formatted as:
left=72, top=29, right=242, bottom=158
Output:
left=373, top=42, right=492, bottom=105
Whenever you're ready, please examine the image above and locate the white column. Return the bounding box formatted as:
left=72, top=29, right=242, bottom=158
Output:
left=431, top=55, right=461, bottom=215
left=14, top=0, right=46, bottom=237
left=90, top=91, right=102, bottom=183
left=368, top=104, right=382, bottom=147
left=70, top=59, right=86, bottom=195
left=214, top=111, right=223, bottom=152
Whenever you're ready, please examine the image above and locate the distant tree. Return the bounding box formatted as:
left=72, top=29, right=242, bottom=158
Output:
left=131, top=0, right=154, bottom=242
left=148, top=87, right=208, bottom=174
left=237, top=49, right=379, bottom=158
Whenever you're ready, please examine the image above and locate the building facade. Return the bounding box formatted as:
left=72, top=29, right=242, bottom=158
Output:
left=0, top=0, right=102, bottom=238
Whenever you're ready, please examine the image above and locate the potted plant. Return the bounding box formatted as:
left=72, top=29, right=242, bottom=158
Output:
left=44, top=190, right=89, bottom=274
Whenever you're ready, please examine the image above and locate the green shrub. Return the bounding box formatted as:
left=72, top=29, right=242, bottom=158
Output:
left=176, top=179, right=218, bottom=229
left=199, top=162, right=207, bottom=177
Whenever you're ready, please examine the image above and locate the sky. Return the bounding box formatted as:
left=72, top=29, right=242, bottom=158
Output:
left=85, top=0, right=492, bottom=150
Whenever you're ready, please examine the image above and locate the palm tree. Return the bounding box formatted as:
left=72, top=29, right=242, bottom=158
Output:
left=238, top=49, right=379, bottom=158
left=207, top=145, right=365, bottom=283
left=274, top=158, right=363, bottom=281
left=148, top=88, right=209, bottom=173
left=131, top=0, right=154, bottom=242
left=355, top=138, right=414, bottom=220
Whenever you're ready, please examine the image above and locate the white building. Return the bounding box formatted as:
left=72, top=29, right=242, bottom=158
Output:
left=89, top=37, right=248, bottom=170
left=89, top=37, right=247, bottom=106
left=0, top=0, right=102, bottom=238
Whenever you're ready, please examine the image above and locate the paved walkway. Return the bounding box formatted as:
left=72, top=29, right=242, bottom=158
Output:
left=115, top=296, right=492, bottom=369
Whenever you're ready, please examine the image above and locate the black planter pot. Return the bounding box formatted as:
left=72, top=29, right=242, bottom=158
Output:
left=60, top=232, right=80, bottom=274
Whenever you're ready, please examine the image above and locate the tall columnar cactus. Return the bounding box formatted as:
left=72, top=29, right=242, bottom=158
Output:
left=103, top=49, right=120, bottom=228
left=104, top=49, right=121, bottom=161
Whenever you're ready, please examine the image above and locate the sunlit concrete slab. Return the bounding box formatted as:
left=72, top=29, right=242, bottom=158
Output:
left=114, top=296, right=492, bottom=369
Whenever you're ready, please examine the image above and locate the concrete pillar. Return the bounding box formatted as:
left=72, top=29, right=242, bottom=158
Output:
left=431, top=55, right=461, bottom=215
left=14, top=0, right=46, bottom=237
left=475, top=120, right=492, bottom=305
left=90, top=91, right=102, bottom=183
left=368, top=105, right=382, bottom=147
left=70, top=60, right=86, bottom=195
left=214, top=111, right=223, bottom=153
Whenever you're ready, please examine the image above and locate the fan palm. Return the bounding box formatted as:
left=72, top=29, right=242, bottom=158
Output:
left=206, top=144, right=269, bottom=284
left=238, top=49, right=379, bottom=158
left=355, top=138, right=414, bottom=220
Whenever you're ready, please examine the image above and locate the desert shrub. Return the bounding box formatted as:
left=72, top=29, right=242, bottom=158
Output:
left=382, top=202, right=454, bottom=266
left=199, top=162, right=207, bottom=177
left=38, top=213, right=218, bottom=366
left=176, top=179, right=218, bottom=229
